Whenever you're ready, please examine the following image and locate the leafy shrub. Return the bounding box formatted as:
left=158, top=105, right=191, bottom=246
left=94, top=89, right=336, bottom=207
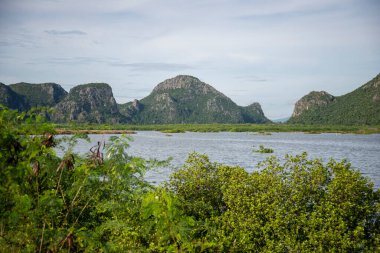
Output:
left=253, top=144, right=274, bottom=153
left=0, top=107, right=151, bottom=252
left=1, top=106, right=379, bottom=252
left=168, top=153, right=380, bottom=252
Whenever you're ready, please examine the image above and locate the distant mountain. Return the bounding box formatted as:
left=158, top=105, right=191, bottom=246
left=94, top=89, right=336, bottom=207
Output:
left=288, top=73, right=380, bottom=125
left=52, top=83, right=126, bottom=124
left=272, top=117, right=290, bottom=123
left=241, top=102, right=269, bottom=123
left=0, top=76, right=270, bottom=124
left=119, top=75, right=270, bottom=124
left=9, top=82, right=67, bottom=107
left=0, top=82, right=28, bottom=111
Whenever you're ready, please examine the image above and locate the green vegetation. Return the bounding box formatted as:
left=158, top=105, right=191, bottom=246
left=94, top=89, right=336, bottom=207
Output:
left=121, top=75, right=270, bottom=124
left=9, top=82, right=67, bottom=108
left=254, top=144, right=274, bottom=153
left=160, top=129, right=186, bottom=133
left=289, top=73, right=380, bottom=125
left=56, top=122, right=380, bottom=134
left=1, top=106, right=380, bottom=252
left=0, top=83, right=29, bottom=111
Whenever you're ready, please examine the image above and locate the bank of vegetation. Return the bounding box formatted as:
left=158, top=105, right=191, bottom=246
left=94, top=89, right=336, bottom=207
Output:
left=56, top=123, right=380, bottom=134
left=1, top=106, right=380, bottom=252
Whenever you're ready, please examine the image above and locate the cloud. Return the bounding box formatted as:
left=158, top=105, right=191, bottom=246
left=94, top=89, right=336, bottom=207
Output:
left=109, top=62, right=194, bottom=72
left=236, top=75, right=268, bottom=83
left=28, top=56, right=118, bottom=65
left=44, top=30, right=87, bottom=35
left=1, top=0, right=379, bottom=119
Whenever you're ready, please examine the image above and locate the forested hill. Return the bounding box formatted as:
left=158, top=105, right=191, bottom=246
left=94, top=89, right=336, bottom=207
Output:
left=0, top=76, right=270, bottom=124
left=288, top=73, right=380, bottom=125
left=119, top=75, right=270, bottom=124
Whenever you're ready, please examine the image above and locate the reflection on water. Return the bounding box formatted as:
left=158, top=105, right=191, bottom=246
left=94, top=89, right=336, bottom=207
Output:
left=57, top=132, right=380, bottom=188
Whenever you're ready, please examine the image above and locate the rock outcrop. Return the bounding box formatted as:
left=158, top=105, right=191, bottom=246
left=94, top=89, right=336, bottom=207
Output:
left=52, top=83, right=126, bottom=123
left=291, top=91, right=335, bottom=118
left=118, top=99, right=143, bottom=119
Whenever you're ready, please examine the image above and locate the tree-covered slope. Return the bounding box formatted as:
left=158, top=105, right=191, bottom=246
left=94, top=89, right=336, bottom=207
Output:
left=0, top=82, right=29, bottom=110
left=289, top=73, right=380, bottom=125
left=1, top=76, right=270, bottom=124
left=120, top=75, right=270, bottom=124
left=9, top=82, right=68, bottom=107
left=241, top=102, right=270, bottom=123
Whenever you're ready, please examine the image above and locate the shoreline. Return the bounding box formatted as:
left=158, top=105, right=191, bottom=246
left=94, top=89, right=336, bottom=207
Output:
left=56, top=129, right=137, bottom=135
left=54, top=124, right=380, bottom=135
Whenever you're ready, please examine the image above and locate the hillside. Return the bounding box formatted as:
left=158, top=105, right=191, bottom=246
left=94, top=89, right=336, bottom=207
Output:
left=119, top=75, right=270, bottom=124
left=0, top=82, right=29, bottom=111
left=52, top=83, right=126, bottom=124
left=9, top=82, right=67, bottom=107
left=1, top=76, right=270, bottom=124
left=241, top=102, right=269, bottom=123
left=289, top=73, right=380, bottom=125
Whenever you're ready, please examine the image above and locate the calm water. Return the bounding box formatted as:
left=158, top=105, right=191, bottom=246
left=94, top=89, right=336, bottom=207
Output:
left=58, top=132, right=380, bottom=188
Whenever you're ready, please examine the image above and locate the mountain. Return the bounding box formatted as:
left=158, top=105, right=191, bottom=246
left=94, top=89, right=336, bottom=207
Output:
left=272, top=117, right=290, bottom=123
left=9, top=82, right=68, bottom=107
left=52, top=83, right=126, bottom=124
left=241, top=102, right=269, bottom=123
left=1, top=76, right=270, bottom=124
left=0, top=82, right=29, bottom=111
left=119, top=75, right=270, bottom=124
left=289, top=73, right=380, bottom=125
left=291, top=91, right=336, bottom=118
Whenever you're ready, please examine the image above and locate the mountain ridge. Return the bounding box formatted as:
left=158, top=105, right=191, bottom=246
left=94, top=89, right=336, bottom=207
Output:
left=119, top=75, right=270, bottom=124
left=0, top=75, right=270, bottom=124
left=289, top=73, right=380, bottom=125
left=9, top=82, right=68, bottom=108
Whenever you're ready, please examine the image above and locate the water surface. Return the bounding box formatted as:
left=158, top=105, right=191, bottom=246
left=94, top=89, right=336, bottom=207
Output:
left=59, top=132, right=380, bottom=188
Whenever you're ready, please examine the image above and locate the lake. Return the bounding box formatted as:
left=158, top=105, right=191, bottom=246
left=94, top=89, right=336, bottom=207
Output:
left=58, top=131, right=380, bottom=188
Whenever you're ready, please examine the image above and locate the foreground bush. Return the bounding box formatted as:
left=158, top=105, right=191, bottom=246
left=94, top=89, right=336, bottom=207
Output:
left=169, top=153, right=380, bottom=252
left=0, top=107, right=154, bottom=252
left=1, top=106, right=379, bottom=252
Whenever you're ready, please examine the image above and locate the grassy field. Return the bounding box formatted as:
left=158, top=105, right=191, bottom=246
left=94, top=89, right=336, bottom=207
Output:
left=55, top=123, right=380, bottom=134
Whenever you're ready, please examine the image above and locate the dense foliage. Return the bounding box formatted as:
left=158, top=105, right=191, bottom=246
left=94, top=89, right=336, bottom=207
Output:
left=9, top=82, right=68, bottom=108
left=0, top=83, right=29, bottom=111
left=1, top=76, right=270, bottom=124
left=57, top=122, right=380, bottom=134
left=289, top=74, right=380, bottom=125
left=1, top=106, right=379, bottom=252
left=126, top=75, right=270, bottom=124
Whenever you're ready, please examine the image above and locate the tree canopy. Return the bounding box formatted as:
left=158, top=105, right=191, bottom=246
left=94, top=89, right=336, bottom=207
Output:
left=1, top=106, right=379, bottom=252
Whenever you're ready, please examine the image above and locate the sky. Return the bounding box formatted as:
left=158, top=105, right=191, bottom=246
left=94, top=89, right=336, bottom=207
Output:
left=0, top=0, right=379, bottom=119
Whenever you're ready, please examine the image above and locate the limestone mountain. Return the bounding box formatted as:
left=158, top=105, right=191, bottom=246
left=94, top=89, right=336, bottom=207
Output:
left=9, top=82, right=68, bottom=108
left=119, top=75, right=270, bottom=124
left=52, top=83, right=126, bottom=124
left=0, top=82, right=29, bottom=111
left=291, top=91, right=335, bottom=118
left=118, top=99, right=143, bottom=119
left=289, top=73, right=380, bottom=125
left=1, top=76, right=270, bottom=124
left=241, top=102, right=269, bottom=123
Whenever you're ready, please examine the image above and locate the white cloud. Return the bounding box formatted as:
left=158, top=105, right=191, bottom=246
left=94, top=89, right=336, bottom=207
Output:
left=0, top=0, right=379, bottom=119
left=44, top=30, right=87, bottom=35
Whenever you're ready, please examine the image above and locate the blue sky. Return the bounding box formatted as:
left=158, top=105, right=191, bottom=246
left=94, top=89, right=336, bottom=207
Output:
left=0, top=0, right=379, bottom=119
